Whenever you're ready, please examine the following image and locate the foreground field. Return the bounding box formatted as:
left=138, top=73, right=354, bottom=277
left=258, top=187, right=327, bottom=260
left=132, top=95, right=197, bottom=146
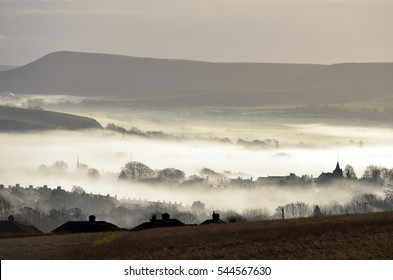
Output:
left=1, top=212, right=393, bottom=259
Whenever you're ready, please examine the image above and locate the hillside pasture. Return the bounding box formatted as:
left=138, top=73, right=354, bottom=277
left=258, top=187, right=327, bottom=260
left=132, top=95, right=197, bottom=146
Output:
left=0, top=211, right=392, bottom=259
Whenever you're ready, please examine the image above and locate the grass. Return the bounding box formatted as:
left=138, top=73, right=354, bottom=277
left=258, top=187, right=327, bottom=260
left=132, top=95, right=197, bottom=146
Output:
left=92, top=232, right=125, bottom=247
left=0, top=211, right=393, bottom=259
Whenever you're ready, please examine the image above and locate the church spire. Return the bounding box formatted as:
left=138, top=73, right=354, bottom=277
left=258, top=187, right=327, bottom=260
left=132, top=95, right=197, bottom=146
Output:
left=333, top=160, right=343, bottom=177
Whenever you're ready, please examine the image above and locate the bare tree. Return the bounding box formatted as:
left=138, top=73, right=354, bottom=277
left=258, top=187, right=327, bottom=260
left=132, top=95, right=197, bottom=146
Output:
left=242, top=208, right=271, bottom=221
left=380, top=167, right=391, bottom=185
left=348, top=193, right=380, bottom=213
left=87, top=168, right=100, bottom=178
left=275, top=202, right=311, bottom=219
left=344, top=164, right=357, bottom=179
left=321, top=201, right=346, bottom=216
left=191, top=201, right=206, bottom=213
left=71, top=185, right=86, bottom=194
left=0, top=195, right=13, bottom=220
left=362, top=165, right=383, bottom=184
left=158, top=168, right=185, bottom=182
left=384, top=188, right=393, bottom=210
left=119, top=161, right=155, bottom=180
left=18, top=207, right=43, bottom=225
left=52, top=160, right=68, bottom=170
left=67, top=208, right=87, bottom=221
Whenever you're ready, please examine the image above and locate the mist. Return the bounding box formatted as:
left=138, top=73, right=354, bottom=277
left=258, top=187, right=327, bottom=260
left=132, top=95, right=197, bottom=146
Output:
left=1, top=126, right=392, bottom=213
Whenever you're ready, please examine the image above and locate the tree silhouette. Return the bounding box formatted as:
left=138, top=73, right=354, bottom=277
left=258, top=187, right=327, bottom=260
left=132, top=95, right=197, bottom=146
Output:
left=0, top=195, right=13, bottom=220
left=313, top=205, right=322, bottom=217
left=275, top=202, right=311, bottom=219
left=191, top=201, right=206, bottom=213
left=158, top=168, right=185, bottom=182
left=71, top=186, right=85, bottom=194
left=52, top=160, right=68, bottom=170
left=119, top=161, right=155, bottom=180
left=87, top=168, right=100, bottom=178
left=67, top=208, right=87, bottom=221
left=362, top=165, right=383, bottom=184
left=344, top=164, right=357, bottom=179
left=349, top=193, right=379, bottom=213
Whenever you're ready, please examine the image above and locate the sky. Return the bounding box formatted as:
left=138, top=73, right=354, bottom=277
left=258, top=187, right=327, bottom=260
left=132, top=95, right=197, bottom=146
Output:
left=0, top=0, right=393, bottom=66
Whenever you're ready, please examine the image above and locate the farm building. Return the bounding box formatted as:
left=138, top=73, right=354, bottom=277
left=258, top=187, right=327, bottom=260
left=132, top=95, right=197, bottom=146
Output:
left=132, top=213, right=185, bottom=231
left=52, top=215, right=120, bottom=233
left=200, top=212, right=225, bottom=225
left=0, top=215, right=42, bottom=236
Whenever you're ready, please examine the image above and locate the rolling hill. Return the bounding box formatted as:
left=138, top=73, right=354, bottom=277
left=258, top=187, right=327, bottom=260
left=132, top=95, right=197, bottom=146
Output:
left=0, top=65, right=17, bottom=72
left=0, top=106, right=102, bottom=131
left=0, top=51, right=392, bottom=107
left=0, top=211, right=392, bottom=259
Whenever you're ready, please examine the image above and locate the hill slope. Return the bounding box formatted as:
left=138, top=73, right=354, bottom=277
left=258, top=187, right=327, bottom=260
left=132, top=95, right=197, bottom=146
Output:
left=0, top=65, right=17, bottom=72
left=0, top=106, right=102, bottom=131
left=1, top=51, right=392, bottom=107
left=0, top=211, right=392, bottom=259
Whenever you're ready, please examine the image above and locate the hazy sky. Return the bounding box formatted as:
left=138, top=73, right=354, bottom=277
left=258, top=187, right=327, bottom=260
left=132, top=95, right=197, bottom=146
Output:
left=0, top=0, right=392, bottom=65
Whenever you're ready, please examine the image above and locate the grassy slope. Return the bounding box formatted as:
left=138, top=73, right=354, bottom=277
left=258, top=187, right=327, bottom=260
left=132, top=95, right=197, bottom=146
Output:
left=1, top=211, right=392, bottom=259
left=0, top=106, right=103, bottom=130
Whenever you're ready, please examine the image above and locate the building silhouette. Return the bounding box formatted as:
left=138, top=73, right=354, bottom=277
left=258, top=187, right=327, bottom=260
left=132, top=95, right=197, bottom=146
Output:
left=315, top=162, right=343, bottom=184
left=200, top=212, right=225, bottom=225
left=0, top=215, right=42, bottom=236
left=52, top=215, right=120, bottom=233
left=132, top=213, right=185, bottom=231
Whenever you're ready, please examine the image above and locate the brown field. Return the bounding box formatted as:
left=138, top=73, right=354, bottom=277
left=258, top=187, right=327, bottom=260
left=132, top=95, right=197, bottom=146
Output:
left=1, top=212, right=393, bottom=260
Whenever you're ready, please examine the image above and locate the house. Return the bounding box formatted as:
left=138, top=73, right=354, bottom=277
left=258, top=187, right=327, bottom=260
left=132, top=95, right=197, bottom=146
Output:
left=132, top=213, right=185, bottom=231
left=200, top=212, right=225, bottom=225
left=51, top=215, right=120, bottom=233
left=0, top=215, right=42, bottom=236
left=315, top=162, right=344, bottom=184
left=256, top=173, right=303, bottom=185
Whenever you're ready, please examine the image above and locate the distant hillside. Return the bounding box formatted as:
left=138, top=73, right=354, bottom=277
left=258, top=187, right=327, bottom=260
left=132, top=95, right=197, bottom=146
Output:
left=0, top=51, right=392, bottom=107
left=0, top=65, right=17, bottom=72
left=0, top=106, right=102, bottom=131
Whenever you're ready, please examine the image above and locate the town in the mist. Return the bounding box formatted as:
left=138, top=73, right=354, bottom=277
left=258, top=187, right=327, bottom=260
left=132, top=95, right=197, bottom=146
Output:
left=2, top=53, right=393, bottom=239
left=1, top=0, right=393, bottom=260
left=2, top=112, right=393, bottom=233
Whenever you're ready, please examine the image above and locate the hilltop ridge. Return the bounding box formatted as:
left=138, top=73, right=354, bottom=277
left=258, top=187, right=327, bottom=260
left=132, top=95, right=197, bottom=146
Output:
left=0, top=106, right=102, bottom=131
left=0, top=51, right=392, bottom=107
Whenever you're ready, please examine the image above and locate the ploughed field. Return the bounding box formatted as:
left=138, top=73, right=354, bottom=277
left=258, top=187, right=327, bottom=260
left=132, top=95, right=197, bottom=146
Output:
left=1, top=211, right=392, bottom=259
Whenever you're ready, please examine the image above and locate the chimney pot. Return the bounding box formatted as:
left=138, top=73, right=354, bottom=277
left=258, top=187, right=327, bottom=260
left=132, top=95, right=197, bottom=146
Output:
left=162, top=213, right=170, bottom=222
left=89, top=215, right=96, bottom=223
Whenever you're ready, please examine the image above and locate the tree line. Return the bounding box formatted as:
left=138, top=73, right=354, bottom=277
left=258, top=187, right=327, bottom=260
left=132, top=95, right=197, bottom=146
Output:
left=118, top=160, right=393, bottom=187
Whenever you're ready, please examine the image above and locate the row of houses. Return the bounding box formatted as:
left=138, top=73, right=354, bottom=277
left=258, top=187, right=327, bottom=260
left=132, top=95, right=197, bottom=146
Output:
left=206, top=161, right=345, bottom=187
left=0, top=212, right=224, bottom=236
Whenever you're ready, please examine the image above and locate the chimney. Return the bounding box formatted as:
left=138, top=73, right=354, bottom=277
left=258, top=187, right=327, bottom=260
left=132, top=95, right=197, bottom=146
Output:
left=212, top=211, right=220, bottom=222
left=89, top=215, right=96, bottom=223
left=8, top=215, right=15, bottom=222
left=162, top=213, right=170, bottom=222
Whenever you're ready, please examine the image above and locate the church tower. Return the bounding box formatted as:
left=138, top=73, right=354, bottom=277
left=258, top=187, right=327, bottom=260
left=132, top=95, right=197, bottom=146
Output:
left=333, top=161, right=343, bottom=177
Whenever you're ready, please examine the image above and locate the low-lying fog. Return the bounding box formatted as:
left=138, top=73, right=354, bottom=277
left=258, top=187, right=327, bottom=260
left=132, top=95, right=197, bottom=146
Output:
left=1, top=123, right=393, bottom=212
